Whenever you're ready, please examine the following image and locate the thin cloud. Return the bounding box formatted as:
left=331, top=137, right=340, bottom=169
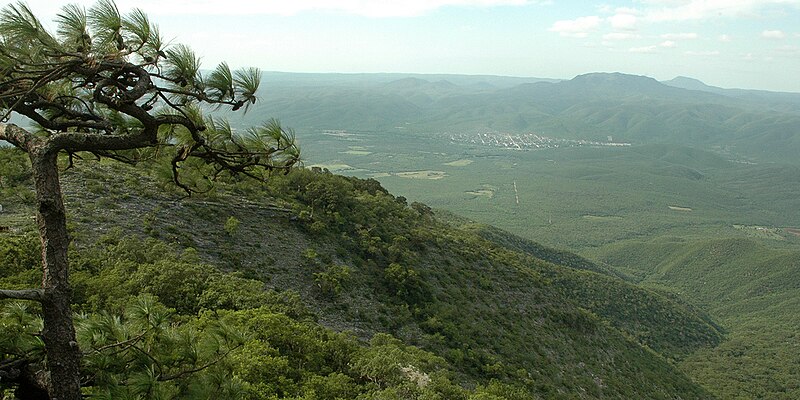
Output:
left=685, top=50, right=721, bottom=56
left=630, top=45, right=658, bottom=53
left=615, top=7, right=642, bottom=15
left=549, top=16, right=603, bottom=38
left=661, top=33, right=698, bottom=40
left=762, top=30, right=787, bottom=39
left=719, top=34, right=732, bottom=42
left=773, top=45, right=800, bottom=56
left=660, top=40, right=677, bottom=48
left=603, top=32, right=640, bottom=40
left=27, top=0, right=544, bottom=18
left=609, top=13, right=638, bottom=30
left=643, top=0, right=800, bottom=22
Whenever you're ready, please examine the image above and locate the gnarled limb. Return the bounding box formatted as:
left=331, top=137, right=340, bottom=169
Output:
left=0, top=123, right=34, bottom=150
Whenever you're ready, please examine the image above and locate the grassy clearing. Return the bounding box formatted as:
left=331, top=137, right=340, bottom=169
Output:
left=582, top=215, right=623, bottom=221
left=444, top=159, right=473, bottom=167
left=394, top=170, right=448, bottom=180
left=341, top=146, right=373, bottom=155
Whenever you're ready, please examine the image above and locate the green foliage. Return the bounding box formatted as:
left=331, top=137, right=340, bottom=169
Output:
left=69, top=232, right=299, bottom=316
left=0, top=233, right=38, bottom=278
left=592, top=236, right=800, bottom=398
left=77, top=294, right=246, bottom=399
left=0, top=147, right=33, bottom=204
left=383, top=263, right=422, bottom=300
left=313, top=264, right=351, bottom=297
left=224, top=216, right=240, bottom=236
left=0, top=294, right=247, bottom=398
left=545, top=266, right=723, bottom=358
left=0, top=232, right=477, bottom=398
left=350, top=333, right=445, bottom=388
left=0, top=301, right=44, bottom=365
left=470, top=380, right=530, bottom=400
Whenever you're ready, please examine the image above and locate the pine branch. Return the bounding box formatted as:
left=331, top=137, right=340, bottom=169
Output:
left=85, top=329, right=149, bottom=356
left=157, top=343, right=242, bottom=382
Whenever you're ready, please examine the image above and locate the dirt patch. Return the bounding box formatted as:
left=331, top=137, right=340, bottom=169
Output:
left=786, top=228, right=800, bottom=237
left=668, top=206, right=693, bottom=212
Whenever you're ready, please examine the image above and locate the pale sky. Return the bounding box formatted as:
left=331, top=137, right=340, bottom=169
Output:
left=15, top=0, right=800, bottom=92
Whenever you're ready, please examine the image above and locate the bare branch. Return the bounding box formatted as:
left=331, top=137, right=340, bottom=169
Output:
left=0, top=288, right=44, bottom=302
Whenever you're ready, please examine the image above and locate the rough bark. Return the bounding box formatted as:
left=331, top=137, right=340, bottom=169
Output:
left=28, top=147, right=82, bottom=400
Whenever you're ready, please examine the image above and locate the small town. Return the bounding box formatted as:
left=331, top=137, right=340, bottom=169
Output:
left=445, top=131, right=632, bottom=150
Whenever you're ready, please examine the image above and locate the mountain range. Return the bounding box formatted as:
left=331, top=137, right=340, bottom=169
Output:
left=234, top=72, right=800, bottom=164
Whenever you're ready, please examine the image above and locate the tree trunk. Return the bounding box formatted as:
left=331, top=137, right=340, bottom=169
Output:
left=29, top=149, right=82, bottom=400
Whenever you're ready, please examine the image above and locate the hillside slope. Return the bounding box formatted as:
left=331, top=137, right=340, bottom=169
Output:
left=0, top=149, right=720, bottom=398
left=589, top=237, right=800, bottom=399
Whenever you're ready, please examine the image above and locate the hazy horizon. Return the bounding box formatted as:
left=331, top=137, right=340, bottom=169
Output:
left=18, top=0, right=800, bottom=93
left=256, top=70, right=799, bottom=93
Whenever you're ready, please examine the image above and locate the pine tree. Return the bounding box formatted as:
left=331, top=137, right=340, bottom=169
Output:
left=0, top=1, right=299, bottom=398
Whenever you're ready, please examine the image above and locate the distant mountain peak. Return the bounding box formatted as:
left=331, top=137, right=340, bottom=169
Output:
left=572, top=72, right=660, bottom=83
left=663, top=76, right=714, bottom=91
left=565, top=72, right=666, bottom=92
left=671, top=76, right=706, bottom=85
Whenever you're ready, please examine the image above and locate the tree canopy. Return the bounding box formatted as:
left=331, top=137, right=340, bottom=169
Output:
left=0, top=0, right=299, bottom=191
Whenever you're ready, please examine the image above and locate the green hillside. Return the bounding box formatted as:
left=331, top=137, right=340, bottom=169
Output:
left=589, top=237, right=800, bottom=399
left=459, top=223, right=722, bottom=359
left=0, top=148, right=717, bottom=398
